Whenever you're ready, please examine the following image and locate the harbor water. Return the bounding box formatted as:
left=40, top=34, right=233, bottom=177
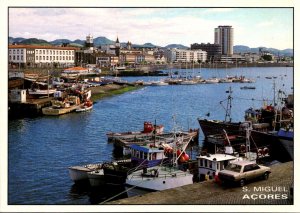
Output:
left=8, top=67, right=293, bottom=204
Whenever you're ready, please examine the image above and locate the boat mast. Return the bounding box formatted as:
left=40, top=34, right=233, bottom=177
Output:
left=224, top=87, right=233, bottom=122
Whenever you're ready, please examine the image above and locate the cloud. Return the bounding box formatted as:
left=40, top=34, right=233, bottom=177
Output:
left=8, top=8, right=292, bottom=49
left=203, top=8, right=235, bottom=14
left=257, top=21, right=274, bottom=27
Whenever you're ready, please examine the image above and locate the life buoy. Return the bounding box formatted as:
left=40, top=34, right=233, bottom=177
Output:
left=240, top=144, right=246, bottom=153
left=263, top=147, right=269, bottom=155
left=257, top=148, right=264, bottom=156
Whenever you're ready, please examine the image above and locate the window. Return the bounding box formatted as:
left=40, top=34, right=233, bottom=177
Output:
left=36, top=56, right=38, bottom=60
left=13, top=50, right=16, bottom=53
left=56, top=56, right=58, bottom=60
left=21, top=56, right=23, bottom=60
left=17, top=49, right=19, bottom=54
left=9, top=56, right=11, bottom=60
left=39, top=50, right=42, bottom=54
left=50, top=56, right=52, bottom=60
left=13, top=56, right=15, bottom=60
left=43, top=50, right=45, bottom=54
left=63, top=56, right=65, bottom=60
left=204, top=160, right=207, bottom=168
left=17, top=56, right=19, bottom=60
left=40, top=56, right=42, bottom=60
left=46, top=56, right=49, bottom=60
left=43, top=56, right=45, bottom=60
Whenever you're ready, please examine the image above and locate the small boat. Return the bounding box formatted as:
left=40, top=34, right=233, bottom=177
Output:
left=265, top=76, right=272, bottom=79
left=151, top=81, right=168, bottom=86
left=219, top=78, right=233, bottom=83
left=205, top=78, right=219, bottom=84
left=87, top=169, right=105, bottom=187
left=28, top=88, right=57, bottom=96
left=68, top=163, right=103, bottom=183
left=180, top=80, right=197, bottom=85
left=106, top=121, right=164, bottom=142
left=76, top=100, right=93, bottom=112
left=240, top=86, right=256, bottom=90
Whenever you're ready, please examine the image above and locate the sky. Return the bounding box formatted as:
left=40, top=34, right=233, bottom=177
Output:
left=8, top=7, right=293, bottom=50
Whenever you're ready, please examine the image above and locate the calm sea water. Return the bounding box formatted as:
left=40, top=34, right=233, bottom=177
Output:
left=8, top=67, right=293, bottom=204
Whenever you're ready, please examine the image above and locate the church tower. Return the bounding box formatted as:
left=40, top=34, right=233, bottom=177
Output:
left=115, top=36, right=120, bottom=57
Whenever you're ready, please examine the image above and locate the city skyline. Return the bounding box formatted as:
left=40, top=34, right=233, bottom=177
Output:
left=9, top=8, right=293, bottom=50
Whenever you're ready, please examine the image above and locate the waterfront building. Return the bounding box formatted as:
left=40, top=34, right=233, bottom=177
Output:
left=191, top=43, right=221, bottom=62
left=214, top=25, right=234, bottom=55
left=164, top=48, right=207, bottom=63
left=8, top=44, right=78, bottom=68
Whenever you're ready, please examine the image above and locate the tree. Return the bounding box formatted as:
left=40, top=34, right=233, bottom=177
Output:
left=262, top=55, right=273, bottom=61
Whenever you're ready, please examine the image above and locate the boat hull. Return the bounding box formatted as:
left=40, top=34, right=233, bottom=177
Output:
left=126, top=166, right=193, bottom=191
left=87, top=170, right=105, bottom=187
left=198, top=118, right=241, bottom=137
left=68, top=166, right=91, bottom=182
left=42, top=104, right=82, bottom=115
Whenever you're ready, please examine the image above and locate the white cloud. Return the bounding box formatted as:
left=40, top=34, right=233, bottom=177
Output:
left=257, top=21, right=274, bottom=27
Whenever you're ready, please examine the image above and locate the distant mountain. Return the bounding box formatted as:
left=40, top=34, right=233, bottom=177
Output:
left=19, top=38, right=51, bottom=46
left=50, top=39, right=72, bottom=45
left=132, top=43, right=159, bottom=48
left=164, top=44, right=189, bottom=49
left=233, top=45, right=293, bottom=56
left=9, top=37, right=26, bottom=44
left=93, top=37, right=114, bottom=46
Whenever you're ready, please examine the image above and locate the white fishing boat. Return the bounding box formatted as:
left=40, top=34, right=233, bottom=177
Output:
left=180, top=80, right=197, bottom=85
left=68, top=163, right=103, bottom=182
left=205, top=78, right=219, bottom=84
left=125, top=132, right=194, bottom=193
left=76, top=100, right=93, bottom=112
left=28, top=88, right=57, bottom=96
left=87, top=169, right=105, bottom=187
left=151, top=81, right=168, bottom=86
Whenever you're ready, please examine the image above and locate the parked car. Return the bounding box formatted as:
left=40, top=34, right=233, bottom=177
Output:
left=217, top=160, right=271, bottom=187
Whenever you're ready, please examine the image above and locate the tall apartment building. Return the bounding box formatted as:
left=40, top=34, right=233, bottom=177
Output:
left=214, top=25, right=234, bottom=55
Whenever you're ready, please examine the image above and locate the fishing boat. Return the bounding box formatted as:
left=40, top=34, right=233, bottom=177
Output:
left=68, top=163, right=103, bottom=183
left=75, top=100, right=93, bottom=112
left=106, top=121, right=164, bottom=142
left=276, top=127, right=293, bottom=160
left=151, top=81, right=168, bottom=86
left=103, top=144, right=168, bottom=186
left=240, top=86, right=256, bottom=90
left=205, top=78, right=219, bottom=84
left=180, top=80, right=197, bottom=85
left=87, top=169, right=105, bottom=187
left=125, top=133, right=194, bottom=193
left=28, top=88, right=57, bottom=96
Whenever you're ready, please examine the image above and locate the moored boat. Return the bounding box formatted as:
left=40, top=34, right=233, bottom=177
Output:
left=106, top=121, right=164, bottom=142
left=68, top=163, right=103, bottom=183
left=125, top=133, right=194, bottom=194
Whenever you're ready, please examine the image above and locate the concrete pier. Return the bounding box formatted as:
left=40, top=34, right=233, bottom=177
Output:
left=106, top=161, right=293, bottom=205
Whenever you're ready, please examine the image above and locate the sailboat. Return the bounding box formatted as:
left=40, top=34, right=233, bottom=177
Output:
left=125, top=125, right=194, bottom=193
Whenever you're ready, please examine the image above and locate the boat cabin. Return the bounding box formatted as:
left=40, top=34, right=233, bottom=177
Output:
left=130, top=144, right=167, bottom=168
left=197, top=153, right=237, bottom=181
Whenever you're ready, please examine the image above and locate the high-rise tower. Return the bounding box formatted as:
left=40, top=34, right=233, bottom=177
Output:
left=214, top=26, right=233, bottom=55
left=85, top=34, right=94, bottom=50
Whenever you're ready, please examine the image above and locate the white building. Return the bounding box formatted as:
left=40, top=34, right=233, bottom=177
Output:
left=165, top=48, right=207, bottom=63
left=8, top=45, right=78, bottom=67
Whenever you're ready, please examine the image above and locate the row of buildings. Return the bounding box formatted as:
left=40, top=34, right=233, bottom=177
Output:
left=8, top=25, right=281, bottom=69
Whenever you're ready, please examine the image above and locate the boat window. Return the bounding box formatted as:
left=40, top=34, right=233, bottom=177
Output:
left=209, top=161, right=212, bottom=168
left=143, top=152, right=147, bottom=160
left=204, top=160, right=207, bottom=168
left=217, top=162, right=220, bottom=170
left=152, top=153, right=156, bottom=160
